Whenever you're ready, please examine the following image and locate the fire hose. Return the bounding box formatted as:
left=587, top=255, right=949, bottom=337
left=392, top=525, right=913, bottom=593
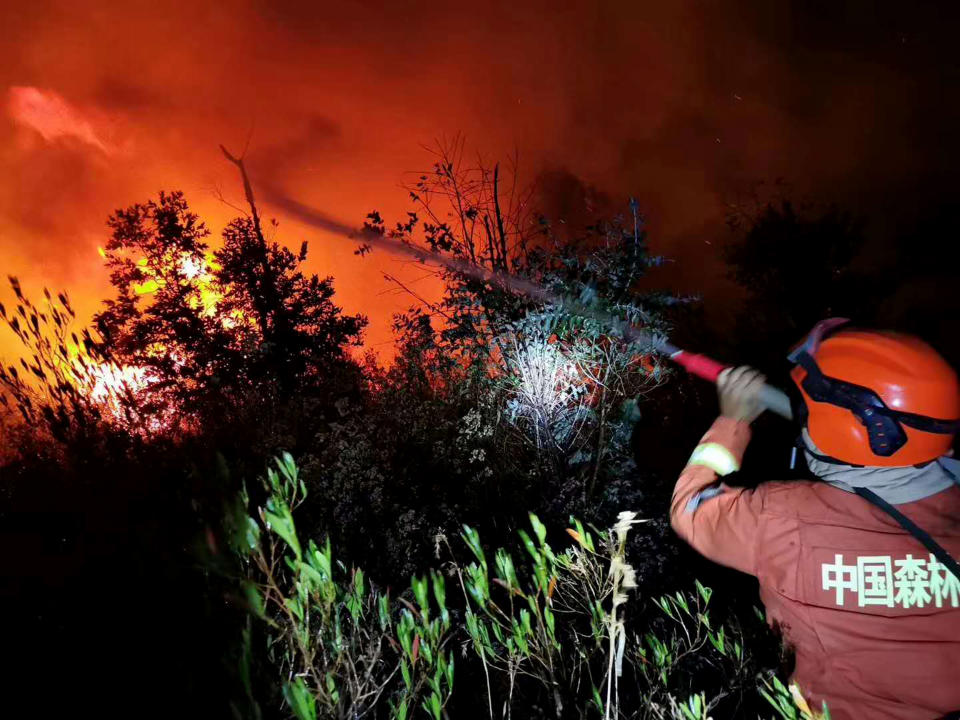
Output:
left=258, top=186, right=794, bottom=421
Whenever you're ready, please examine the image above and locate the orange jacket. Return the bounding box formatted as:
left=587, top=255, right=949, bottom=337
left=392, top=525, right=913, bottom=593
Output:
left=671, top=417, right=960, bottom=720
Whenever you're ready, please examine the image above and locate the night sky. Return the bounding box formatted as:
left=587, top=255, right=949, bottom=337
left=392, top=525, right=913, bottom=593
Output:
left=2, top=0, right=958, bottom=357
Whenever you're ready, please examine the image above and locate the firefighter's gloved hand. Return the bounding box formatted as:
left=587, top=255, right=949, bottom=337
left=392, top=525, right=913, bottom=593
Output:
left=717, top=366, right=767, bottom=424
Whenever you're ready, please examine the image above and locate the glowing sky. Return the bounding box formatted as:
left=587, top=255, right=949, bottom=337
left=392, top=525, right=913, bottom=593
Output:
left=2, top=0, right=957, bottom=360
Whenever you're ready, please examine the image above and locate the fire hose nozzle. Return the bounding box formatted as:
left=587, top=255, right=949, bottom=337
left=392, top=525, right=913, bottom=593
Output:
left=758, top=384, right=794, bottom=421
left=670, top=351, right=794, bottom=420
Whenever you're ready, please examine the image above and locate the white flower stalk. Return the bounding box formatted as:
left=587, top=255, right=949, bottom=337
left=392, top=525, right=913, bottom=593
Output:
left=604, top=510, right=646, bottom=720
left=613, top=510, right=645, bottom=546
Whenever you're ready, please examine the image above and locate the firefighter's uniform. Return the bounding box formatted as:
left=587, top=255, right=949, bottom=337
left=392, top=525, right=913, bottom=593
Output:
left=671, top=323, right=960, bottom=719
left=672, top=417, right=960, bottom=719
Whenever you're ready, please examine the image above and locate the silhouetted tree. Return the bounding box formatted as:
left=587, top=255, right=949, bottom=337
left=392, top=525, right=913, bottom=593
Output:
left=313, top=141, right=691, bottom=585
left=94, top=171, right=365, bottom=433
left=218, top=146, right=366, bottom=393
left=870, top=201, right=960, bottom=369
left=216, top=217, right=364, bottom=394
left=95, top=191, right=246, bottom=425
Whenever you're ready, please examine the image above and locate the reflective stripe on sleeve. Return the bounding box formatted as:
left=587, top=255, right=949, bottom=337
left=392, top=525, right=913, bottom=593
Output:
left=687, top=442, right=740, bottom=476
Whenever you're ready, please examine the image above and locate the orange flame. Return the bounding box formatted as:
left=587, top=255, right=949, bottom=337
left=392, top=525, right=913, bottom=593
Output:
left=78, top=246, right=247, bottom=432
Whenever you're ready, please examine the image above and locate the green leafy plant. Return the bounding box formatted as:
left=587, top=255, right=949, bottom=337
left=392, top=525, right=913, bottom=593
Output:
left=628, top=579, right=749, bottom=717
left=227, top=454, right=821, bottom=720
left=759, top=675, right=831, bottom=720
left=227, top=453, right=454, bottom=720
left=451, top=511, right=645, bottom=720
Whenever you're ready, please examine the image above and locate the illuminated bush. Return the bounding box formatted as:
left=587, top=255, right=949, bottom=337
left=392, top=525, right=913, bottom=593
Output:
left=496, top=307, right=665, bottom=501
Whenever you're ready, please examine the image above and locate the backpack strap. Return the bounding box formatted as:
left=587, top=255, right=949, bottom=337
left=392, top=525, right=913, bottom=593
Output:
left=857, top=480, right=960, bottom=720
left=852, top=486, right=960, bottom=580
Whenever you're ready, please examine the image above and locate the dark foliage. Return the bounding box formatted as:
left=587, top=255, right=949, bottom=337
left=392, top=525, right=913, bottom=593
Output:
left=721, top=198, right=960, bottom=477
left=1, top=184, right=368, bottom=719
left=723, top=199, right=876, bottom=375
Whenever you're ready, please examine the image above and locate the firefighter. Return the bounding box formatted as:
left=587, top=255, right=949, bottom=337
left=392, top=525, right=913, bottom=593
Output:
left=670, top=320, right=960, bottom=719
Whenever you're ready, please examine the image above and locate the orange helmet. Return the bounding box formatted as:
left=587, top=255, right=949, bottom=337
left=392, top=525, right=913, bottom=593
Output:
left=789, top=319, right=960, bottom=467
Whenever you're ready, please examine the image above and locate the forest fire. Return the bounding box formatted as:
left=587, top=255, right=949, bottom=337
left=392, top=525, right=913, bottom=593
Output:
left=81, top=359, right=157, bottom=424
left=84, top=360, right=152, bottom=404
left=3, top=3, right=959, bottom=718
left=0, top=281, right=157, bottom=435
left=92, top=246, right=224, bottom=383
left=128, top=250, right=224, bottom=315
left=0, top=241, right=237, bottom=438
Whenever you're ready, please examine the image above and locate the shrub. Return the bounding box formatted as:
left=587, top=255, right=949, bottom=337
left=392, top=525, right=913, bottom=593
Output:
left=0, top=276, right=137, bottom=463
left=226, top=453, right=456, bottom=720
left=228, top=455, right=823, bottom=720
